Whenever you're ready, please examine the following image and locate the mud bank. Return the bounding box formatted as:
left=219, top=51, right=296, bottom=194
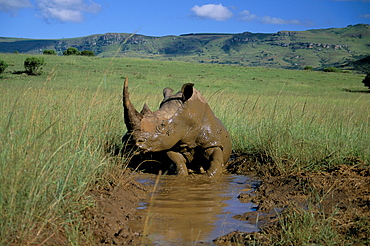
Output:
left=88, top=154, right=370, bottom=245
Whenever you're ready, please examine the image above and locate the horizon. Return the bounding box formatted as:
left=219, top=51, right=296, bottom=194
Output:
left=1, top=0, right=370, bottom=40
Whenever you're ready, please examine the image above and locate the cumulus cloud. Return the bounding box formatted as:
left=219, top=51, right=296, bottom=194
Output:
left=239, top=10, right=303, bottom=25
left=239, top=10, right=258, bottom=22
left=191, top=4, right=233, bottom=21
left=35, top=0, right=101, bottom=23
left=0, top=0, right=32, bottom=13
left=260, top=16, right=302, bottom=25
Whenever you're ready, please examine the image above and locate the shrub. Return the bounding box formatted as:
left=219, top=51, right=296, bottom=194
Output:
left=0, top=60, right=8, bottom=74
left=24, top=57, right=45, bottom=75
left=323, top=66, right=342, bottom=73
left=63, top=47, right=81, bottom=56
left=80, top=50, right=95, bottom=56
left=43, top=49, right=57, bottom=55
left=362, top=73, right=370, bottom=90
left=304, top=66, right=313, bottom=71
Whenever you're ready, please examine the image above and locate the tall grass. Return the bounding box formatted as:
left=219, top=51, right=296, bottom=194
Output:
left=272, top=206, right=339, bottom=245
left=0, top=53, right=369, bottom=243
left=213, top=91, right=369, bottom=174
left=0, top=59, right=125, bottom=244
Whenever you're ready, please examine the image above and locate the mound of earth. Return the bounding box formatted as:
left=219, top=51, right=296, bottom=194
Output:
left=87, top=173, right=151, bottom=245
left=217, top=159, right=370, bottom=245
left=86, top=154, right=370, bottom=245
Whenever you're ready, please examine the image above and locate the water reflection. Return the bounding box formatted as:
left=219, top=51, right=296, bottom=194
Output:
left=131, top=175, right=258, bottom=245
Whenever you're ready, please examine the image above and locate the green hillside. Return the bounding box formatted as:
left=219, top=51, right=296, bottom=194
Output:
left=1, top=24, right=369, bottom=71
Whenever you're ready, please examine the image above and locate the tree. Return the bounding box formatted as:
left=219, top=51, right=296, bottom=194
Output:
left=24, top=57, right=45, bottom=75
left=362, top=73, right=370, bottom=90
left=323, top=66, right=342, bottom=73
left=0, top=60, right=8, bottom=74
left=63, top=47, right=80, bottom=56
left=43, top=49, right=56, bottom=55
left=80, top=50, right=95, bottom=56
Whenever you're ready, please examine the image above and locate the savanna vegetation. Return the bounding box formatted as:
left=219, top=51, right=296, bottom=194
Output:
left=43, top=50, right=57, bottom=55
left=363, top=73, right=370, bottom=89
left=24, top=57, right=45, bottom=75
left=0, top=53, right=369, bottom=245
left=63, top=47, right=95, bottom=56
left=0, top=59, right=8, bottom=74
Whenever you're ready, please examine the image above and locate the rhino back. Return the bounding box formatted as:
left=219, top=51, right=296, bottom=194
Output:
left=175, top=90, right=232, bottom=162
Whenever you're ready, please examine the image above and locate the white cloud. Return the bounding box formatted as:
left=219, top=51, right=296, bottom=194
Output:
left=261, top=16, right=302, bottom=25
left=239, top=10, right=303, bottom=25
left=0, top=0, right=32, bottom=13
left=35, top=0, right=101, bottom=23
left=191, top=4, right=233, bottom=21
left=239, top=10, right=258, bottom=22
left=361, top=14, right=370, bottom=18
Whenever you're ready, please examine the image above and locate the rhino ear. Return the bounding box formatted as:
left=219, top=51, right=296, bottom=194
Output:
left=140, top=103, right=152, bottom=115
left=181, top=83, right=194, bottom=102
left=163, top=88, right=174, bottom=100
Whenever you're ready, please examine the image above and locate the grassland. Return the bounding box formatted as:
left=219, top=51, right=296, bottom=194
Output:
left=0, top=53, right=369, bottom=244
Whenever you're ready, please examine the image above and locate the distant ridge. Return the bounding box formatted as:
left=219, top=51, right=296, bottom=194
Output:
left=180, top=33, right=235, bottom=36
left=1, top=24, right=369, bottom=71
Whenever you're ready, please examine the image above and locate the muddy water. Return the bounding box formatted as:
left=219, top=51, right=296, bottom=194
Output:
left=130, top=174, right=259, bottom=245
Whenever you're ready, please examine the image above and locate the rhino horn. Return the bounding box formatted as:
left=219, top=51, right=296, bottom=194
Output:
left=123, top=77, right=143, bottom=132
left=140, top=103, right=152, bottom=115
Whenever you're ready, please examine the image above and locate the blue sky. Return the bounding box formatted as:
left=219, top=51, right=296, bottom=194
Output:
left=0, top=0, right=369, bottom=39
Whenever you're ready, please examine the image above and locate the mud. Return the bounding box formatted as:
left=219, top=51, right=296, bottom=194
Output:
left=129, top=174, right=260, bottom=245
left=87, top=153, right=370, bottom=245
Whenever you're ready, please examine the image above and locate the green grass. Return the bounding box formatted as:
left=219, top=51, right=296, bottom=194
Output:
left=0, top=53, right=369, bottom=244
left=271, top=206, right=339, bottom=245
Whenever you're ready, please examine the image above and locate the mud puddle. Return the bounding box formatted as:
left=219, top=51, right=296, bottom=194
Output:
left=130, top=174, right=259, bottom=245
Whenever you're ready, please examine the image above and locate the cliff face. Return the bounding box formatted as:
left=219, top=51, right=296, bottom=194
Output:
left=1, top=24, right=369, bottom=70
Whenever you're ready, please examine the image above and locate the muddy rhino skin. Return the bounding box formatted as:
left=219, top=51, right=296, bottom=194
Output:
left=122, top=77, right=232, bottom=176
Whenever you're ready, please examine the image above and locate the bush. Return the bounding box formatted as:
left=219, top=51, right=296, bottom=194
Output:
left=24, top=57, right=45, bottom=75
left=304, top=66, right=313, bottom=71
left=63, top=47, right=81, bottom=56
left=80, top=50, right=95, bottom=56
left=43, top=49, right=56, bottom=55
left=362, top=73, right=370, bottom=90
left=323, top=66, right=342, bottom=73
left=0, top=60, right=8, bottom=74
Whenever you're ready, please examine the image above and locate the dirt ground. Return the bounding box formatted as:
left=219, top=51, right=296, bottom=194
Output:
left=87, top=153, right=370, bottom=245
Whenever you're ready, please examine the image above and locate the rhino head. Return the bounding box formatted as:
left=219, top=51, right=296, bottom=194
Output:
left=122, top=77, right=194, bottom=150
left=122, top=77, right=232, bottom=176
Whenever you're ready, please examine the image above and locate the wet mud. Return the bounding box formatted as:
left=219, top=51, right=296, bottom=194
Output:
left=129, top=174, right=259, bottom=245
left=87, top=153, right=370, bottom=245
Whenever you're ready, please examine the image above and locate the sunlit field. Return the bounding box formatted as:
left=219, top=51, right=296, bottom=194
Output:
left=0, top=53, right=369, bottom=244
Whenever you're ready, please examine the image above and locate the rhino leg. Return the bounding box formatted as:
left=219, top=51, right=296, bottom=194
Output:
left=167, top=151, right=188, bottom=176
left=204, top=147, right=224, bottom=177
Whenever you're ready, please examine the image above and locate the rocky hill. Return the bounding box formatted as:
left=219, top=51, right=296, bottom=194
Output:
left=1, top=24, right=369, bottom=71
